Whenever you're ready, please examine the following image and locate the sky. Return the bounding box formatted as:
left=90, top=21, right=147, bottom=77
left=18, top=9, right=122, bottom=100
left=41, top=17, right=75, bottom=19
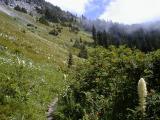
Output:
left=45, top=0, right=160, bottom=25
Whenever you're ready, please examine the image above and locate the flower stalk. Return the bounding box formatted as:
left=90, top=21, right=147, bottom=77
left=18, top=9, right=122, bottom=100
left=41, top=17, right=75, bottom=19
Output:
left=138, top=78, right=147, bottom=115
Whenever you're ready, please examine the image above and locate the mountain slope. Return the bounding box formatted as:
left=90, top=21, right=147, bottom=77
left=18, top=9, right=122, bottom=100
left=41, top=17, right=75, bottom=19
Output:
left=0, top=3, right=93, bottom=119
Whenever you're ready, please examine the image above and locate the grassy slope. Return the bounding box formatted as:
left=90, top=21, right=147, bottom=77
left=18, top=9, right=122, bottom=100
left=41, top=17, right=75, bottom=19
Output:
left=0, top=8, right=93, bottom=119
left=0, top=9, right=93, bottom=64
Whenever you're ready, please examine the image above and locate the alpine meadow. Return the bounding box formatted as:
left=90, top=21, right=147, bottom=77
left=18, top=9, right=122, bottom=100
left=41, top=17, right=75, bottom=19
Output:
left=0, top=0, right=160, bottom=120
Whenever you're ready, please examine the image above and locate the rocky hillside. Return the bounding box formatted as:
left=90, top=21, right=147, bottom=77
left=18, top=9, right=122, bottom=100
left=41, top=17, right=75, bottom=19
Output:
left=0, top=0, right=44, bottom=12
left=0, top=0, right=76, bottom=22
left=0, top=0, right=44, bottom=5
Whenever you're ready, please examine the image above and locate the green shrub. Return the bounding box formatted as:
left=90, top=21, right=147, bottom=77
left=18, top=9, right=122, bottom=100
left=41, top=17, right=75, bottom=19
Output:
left=49, top=29, right=59, bottom=36
left=14, top=5, right=27, bottom=13
left=0, top=51, right=65, bottom=119
left=78, top=45, right=88, bottom=59
left=54, top=46, right=160, bottom=120
left=39, top=16, right=49, bottom=26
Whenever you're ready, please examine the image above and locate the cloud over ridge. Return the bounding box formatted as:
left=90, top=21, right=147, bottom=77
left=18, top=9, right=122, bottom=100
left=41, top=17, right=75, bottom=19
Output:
left=99, top=0, right=160, bottom=24
left=45, top=0, right=93, bottom=15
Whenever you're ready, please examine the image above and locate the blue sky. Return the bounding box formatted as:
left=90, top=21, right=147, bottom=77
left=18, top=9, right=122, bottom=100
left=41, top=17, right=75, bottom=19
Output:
left=84, top=0, right=111, bottom=19
left=45, top=0, right=160, bottom=25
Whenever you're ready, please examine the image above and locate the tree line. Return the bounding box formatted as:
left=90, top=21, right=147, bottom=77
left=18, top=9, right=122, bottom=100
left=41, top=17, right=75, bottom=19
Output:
left=92, top=25, right=160, bottom=52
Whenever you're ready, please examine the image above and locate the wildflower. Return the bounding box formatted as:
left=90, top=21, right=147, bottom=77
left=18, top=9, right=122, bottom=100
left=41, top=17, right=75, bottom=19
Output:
left=29, top=62, right=32, bottom=67
left=17, top=57, right=21, bottom=65
left=138, top=78, right=147, bottom=114
left=22, top=60, right=25, bottom=66
left=63, top=74, right=67, bottom=81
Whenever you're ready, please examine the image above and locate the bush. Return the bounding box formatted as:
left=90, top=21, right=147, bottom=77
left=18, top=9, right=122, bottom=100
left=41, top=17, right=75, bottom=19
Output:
left=35, top=6, right=43, bottom=14
left=78, top=45, right=88, bottom=59
left=14, top=5, right=21, bottom=11
left=69, top=24, right=79, bottom=33
left=49, top=29, right=59, bottom=36
left=54, top=46, right=160, bottom=120
left=14, top=5, right=27, bottom=13
left=4, top=0, right=8, bottom=5
left=21, top=7, right=27, bottom=13
left=56, top=26, right=62, bottom=33
left=73, top=39, right=83, bottom=49
left=27, top=23, right=34, bottom=27
left=38, top=16, right=49, bottom=26
left=68, top=52, right=73, bottom=68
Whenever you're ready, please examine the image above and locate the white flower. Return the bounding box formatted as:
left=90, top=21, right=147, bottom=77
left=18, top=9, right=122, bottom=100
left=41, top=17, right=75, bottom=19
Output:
left=29, top=62, right=33, bottom=67
left=22, top=60, right=25, bottom=66
left=63, top=74, right=67, bottom=81
left=17, top=57, right=21, bottom=65
left=138, top=78, right=147, bottom=114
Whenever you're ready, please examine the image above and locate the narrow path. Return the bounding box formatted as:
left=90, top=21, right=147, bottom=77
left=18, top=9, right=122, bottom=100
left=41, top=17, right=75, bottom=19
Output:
left=47, top=97, right=58, bottom=120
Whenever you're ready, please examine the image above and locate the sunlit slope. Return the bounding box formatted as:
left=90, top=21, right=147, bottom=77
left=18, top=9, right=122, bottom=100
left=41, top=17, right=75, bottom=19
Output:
left=0, top=10, right=93, bottom=66
left=0, top=8, right=93, bottom=119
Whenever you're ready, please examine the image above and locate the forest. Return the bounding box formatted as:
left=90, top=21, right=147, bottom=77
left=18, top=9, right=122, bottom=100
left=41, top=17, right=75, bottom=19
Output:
left=91, top=24, right=160, bottom=52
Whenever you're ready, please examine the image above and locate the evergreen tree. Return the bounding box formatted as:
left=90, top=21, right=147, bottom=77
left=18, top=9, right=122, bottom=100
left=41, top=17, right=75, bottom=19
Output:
left=39, top=16, right=49, bottom=26
left=68, top=52, right=73, bottom=68
left=97, top=31, right=103, bottom=46
left=78, top=45, right=88, bottom=59
left=73, top=39, right=81, bottom=48
left=92, top=25, right=97, bottom=46
left=80, top=37, right=82, bottom=43
left=102, top=30, right=108, bottom=47
left=45, top=9, right=51, bottom=20
left=4, top=0, right=9, bottom=5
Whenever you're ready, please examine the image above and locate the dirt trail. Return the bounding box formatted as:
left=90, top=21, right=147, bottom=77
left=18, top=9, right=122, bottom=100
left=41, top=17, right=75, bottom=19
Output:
left=47, top=97, right=58, bottom=120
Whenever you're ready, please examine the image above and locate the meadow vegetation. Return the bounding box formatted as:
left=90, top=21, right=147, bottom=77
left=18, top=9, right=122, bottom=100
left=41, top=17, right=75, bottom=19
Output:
left=0, top=9, right=92, bottom=119
left=1, top=3, right=160, bottom=120
left=54, top=46, right=160, bottom=120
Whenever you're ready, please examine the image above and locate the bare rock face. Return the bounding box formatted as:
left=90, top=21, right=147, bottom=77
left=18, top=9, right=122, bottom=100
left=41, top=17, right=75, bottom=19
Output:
left=0, top=0, right=76, bottom=23
left=0, top=0, right=45, bottom=5
left=0, top=0, right=45, bottom=14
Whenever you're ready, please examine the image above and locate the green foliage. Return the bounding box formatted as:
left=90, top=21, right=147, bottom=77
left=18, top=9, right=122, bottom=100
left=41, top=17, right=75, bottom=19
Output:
left=92, top=25, right=97, bottom=46
left=69, top=24, right=80, bottom=33
left=49, top=29, right=59, bottom=36
left=14, top=5, right=21, bottom=11
left=4, top=0, right=9, bottom=5
left=146, top=93, right=160, bottom=120
left=35, top=6, right=43, bottom=14
left=78, top=45, right=88, bottom=59
left=44, top=3, right=76, bottom=23
left=49, top=25, right=63, bottom=36
left=73, top=39, right=83, bottom=49
left=45, top=8, right=61, bottom=23
left=14, top=5, right=27, bottom=13
left=93, top=26, right=160, bottom=52
left=55, top=46, right=160, bottom=120
left=0, top=9, right=93, bottom=119
left=39, top=16, right=49, bottom=26
left=68, top=52, right=73, bottom=68
left=0, top=51, right=66, bottom=119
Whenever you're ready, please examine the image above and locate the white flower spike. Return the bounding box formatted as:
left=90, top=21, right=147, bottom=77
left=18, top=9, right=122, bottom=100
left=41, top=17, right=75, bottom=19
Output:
left=138, top=78, right=147, bottom=114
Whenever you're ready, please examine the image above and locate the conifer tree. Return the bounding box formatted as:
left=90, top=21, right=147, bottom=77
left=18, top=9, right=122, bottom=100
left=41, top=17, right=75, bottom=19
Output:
left=78, top=45, right=88, bottom=59
left=68, top=52, right=73, bottom=68
left=92, top=25, right=97, bottom=46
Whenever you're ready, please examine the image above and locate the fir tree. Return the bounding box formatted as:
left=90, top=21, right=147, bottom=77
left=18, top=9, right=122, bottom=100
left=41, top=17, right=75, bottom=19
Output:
left=78, top=45, right=88, bottom=59
left=68, top=52, right=73, bottom=68
left=92, top=25, right=97, bottom=46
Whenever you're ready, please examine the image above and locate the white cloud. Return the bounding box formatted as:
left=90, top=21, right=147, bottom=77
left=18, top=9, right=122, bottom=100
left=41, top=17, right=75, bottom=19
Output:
left=45, top=0, right=93, bottom=15
left=99, top=0, right=160, bottom=24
